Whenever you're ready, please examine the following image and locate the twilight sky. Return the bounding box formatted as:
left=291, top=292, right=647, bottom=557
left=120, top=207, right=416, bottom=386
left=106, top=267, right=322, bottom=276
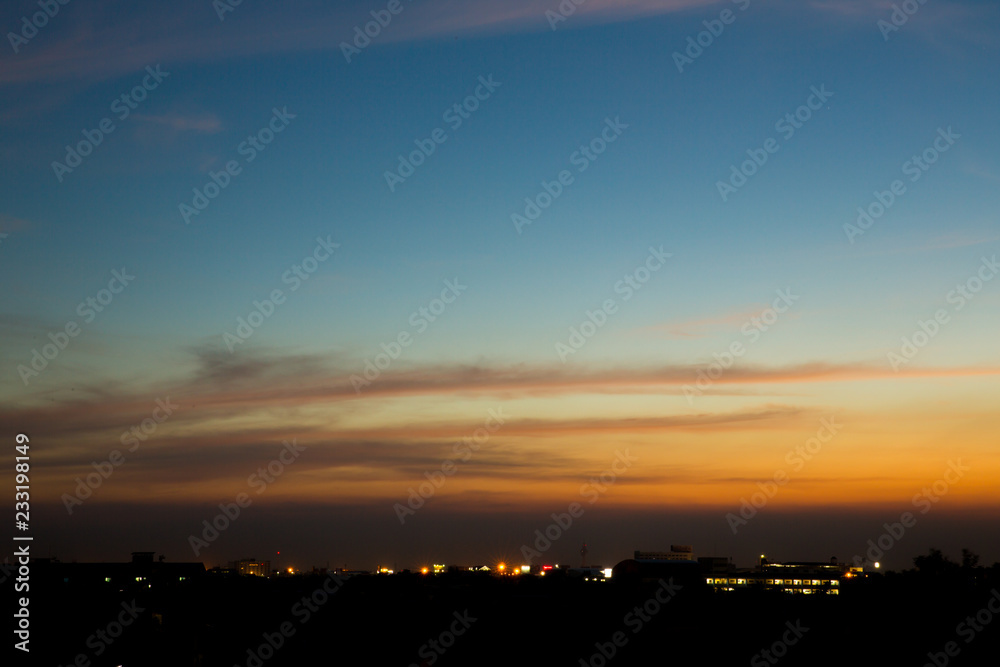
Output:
left=2, top=0, right=999, bottom=572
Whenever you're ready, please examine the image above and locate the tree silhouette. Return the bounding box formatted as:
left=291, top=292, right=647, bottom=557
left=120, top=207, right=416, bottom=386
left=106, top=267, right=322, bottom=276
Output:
left=961, top=548, right=980, bottom=570
left=913, top=548, right=959, bottom=578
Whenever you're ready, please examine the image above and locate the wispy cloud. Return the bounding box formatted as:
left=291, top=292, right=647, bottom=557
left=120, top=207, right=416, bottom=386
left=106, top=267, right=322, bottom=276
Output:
left=7, top=346, right=1000, bottom=436
left=0, top=0, right=722, bottom=89
left=132, top=112, right=223, bottom=133
left=910, top=234, right=1000, bottom=253
left=630, top=307, right=765, bottom=339
left=6, top=0, right=992, bottom=96
left=403, top=0, right=719, bottom=36
left=862, top=231, right=1000, bottom=257
left=0, top=214, right=33, bottom=232
left=807, top=0, right=893, bottom=18
left=963, top=161, right=1000, bottom=184
left=807, top=0, right=1000, bottom=47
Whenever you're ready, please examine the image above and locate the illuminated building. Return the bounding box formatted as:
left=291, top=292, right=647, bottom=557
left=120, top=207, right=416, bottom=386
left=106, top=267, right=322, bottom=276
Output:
left=704, top=557, right=860, bottom=595
left=33, top=551, right=205, bottom=588
left=634, top=545, right=696, bottom=561
left=234, top=558, right=270, bottom=577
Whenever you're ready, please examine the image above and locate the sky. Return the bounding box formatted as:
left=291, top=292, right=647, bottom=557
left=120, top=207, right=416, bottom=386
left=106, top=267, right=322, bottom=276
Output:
left=1, top=0, right=999, bottom=573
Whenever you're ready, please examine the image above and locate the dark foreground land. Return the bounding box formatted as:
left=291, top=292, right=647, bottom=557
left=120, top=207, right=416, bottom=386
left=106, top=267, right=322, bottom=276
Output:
left=23, top=564, right=1000, bottom=666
